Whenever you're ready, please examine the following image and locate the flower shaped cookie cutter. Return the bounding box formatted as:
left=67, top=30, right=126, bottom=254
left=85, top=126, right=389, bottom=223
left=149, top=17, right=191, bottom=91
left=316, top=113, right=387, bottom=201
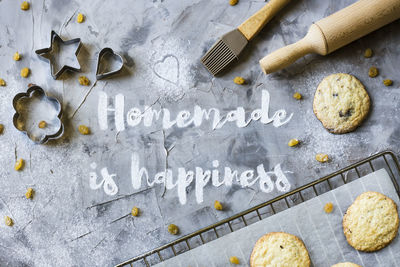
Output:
left=13, top=84, right=64, bottom=144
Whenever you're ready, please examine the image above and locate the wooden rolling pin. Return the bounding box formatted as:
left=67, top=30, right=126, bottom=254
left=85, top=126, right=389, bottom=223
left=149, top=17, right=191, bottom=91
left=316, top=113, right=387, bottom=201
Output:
left=259, top=0, right=400, bottom=74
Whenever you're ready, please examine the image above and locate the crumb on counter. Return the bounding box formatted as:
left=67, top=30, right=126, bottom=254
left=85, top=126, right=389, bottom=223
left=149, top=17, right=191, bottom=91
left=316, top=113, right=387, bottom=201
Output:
left=368, top=67, right=378, bottom=78
left=229, top=256, right=240, bottom=264
left=21, top=67, right=30, bottom=78
left=0, top=78, right=6, bottom=86
left=233, top=76, right=245, bottom=85
left=5, top=216, right=13, bottom=226
left=229, top=0, right=239, bottom=6
left=293, top=92, right=302, bottom=100
left=0, top=124, right=4, bottom=134
left=288, top=139, right=299, bottom=147
left=25, top=188, right=34, bottom=199
left=78, top=76, right=90, bottom=86
left=324, top=202, right=334, bottom=213
left=167, top=224, right=179, bottom=235
left=77, top=13, right=85, bottom=23
left=21, top=1, right=30, bottom=10
left=383, top=79, right=393, bottom=86
left=131, top=206, right=139, bottom=217
left=78, top=125, right=90, bottom=135
left=315, top=153, right=329, bottom=163
left=38, top=121, right=47, bottom=129
left=214, top=200, right=223, bottom=210
left=15, top=158, right=24, bottom=171
left=13, top=52, right=21, bottom=61
left=364, top=48, right=373, bottom=58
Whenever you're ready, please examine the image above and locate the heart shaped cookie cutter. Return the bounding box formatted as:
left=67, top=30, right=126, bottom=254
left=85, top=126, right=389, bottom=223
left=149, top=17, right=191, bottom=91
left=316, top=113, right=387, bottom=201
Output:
left=95, top=47, right=124, bottom=80
left=12, top=84, right=64, bottom=144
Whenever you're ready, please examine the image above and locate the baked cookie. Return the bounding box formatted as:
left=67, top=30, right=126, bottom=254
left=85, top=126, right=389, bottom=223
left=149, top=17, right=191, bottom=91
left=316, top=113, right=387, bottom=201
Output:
left=331, top=262, right=361, bottom=267
left=313, top=73, right=370, bottom=134
left=250, top=232, right=310, bottom=267
left=343, top=191, right=399, bottom=252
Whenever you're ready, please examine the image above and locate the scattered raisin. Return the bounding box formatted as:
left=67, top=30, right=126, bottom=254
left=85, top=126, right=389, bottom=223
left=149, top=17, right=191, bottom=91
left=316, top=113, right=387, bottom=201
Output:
left=77, top=13, right=85, bottom=23
left=131, top=206, right=139, bottom=217
left=229, top=0, right=238, bottom=6
left=167, top=224, right=179, bottom=235
left=5, top=216, right=13, bottom=226
left=78, top=125, right=90, bottom=135
left=364, top=48, right=373, bottom=58
left=21, top=67, right=30, bottom=78
left=324, top=202, right=334, bottom=213
left=214, top=200, right=223, bottom=211
left=288, top=139, right=299, bottom=147
left=233, top=76, right=245, bottom=85
left=21, top=1, right=29, bottom=10
left=38, top=121, right=47, bottom=129
left=14, top=158, right=24, bottom=171
left=0, top=78, right=6, bottom=86
left=78, top=76, right=90, bottom=86
left=25, top=188, right=34, bottom=199
left=315, top=154, right=329, bottom=163
left=0, top=124, right=4, bottom=134
left=383, top=79, right=393, bottom=86
left=229, top=256, right=240, bottom=264
left=293, top=92, right=302, bottom=100
left=13, top=52, right=21, bottom=61
left=368, top=67, right=378, bottom=78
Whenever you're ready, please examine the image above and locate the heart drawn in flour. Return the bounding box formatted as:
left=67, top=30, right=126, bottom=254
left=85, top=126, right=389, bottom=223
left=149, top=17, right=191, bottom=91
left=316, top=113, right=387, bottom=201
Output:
left=153, top=55, right=179, bottom=85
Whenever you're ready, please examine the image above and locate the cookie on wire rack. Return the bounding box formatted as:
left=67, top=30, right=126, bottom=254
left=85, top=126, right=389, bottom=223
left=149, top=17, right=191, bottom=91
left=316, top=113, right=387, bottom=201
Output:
left=343, top=191, right=399, bottom=252
left=331, top=262, right=362, bottom=267
left=250, top=232, right=310, bottom=267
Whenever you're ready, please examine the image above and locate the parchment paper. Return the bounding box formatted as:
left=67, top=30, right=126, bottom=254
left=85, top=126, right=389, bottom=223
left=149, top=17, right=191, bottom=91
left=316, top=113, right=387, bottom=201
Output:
left=155, top=169, right=400, bottom=267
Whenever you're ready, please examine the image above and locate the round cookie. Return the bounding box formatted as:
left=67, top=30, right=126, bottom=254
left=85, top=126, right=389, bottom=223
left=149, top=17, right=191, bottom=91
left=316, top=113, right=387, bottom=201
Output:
left=343, top=191, right=399, bottom=252
left=331, top=262, right=361, bottom=267
left=250, top=232, right=310, bottom=267
left=313, top=73, right=370, bottom=134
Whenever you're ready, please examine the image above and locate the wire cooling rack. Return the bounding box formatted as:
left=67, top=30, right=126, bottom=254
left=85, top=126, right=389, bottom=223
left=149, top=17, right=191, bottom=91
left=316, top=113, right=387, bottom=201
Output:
left=116, top=150, right=400, bottom=267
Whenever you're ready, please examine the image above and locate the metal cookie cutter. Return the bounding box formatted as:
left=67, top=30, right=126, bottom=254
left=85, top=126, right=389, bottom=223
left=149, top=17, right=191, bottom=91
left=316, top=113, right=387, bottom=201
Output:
left=13, top=84, right=64, bottom=144
left=35, top=31, right=82, bottom=79
left=96, top=48, right=124, bottom=80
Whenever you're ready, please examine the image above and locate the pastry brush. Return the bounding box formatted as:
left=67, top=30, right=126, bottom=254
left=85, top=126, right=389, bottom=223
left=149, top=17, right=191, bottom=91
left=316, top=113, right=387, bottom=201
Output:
left=201, top=0, right=290, bottom=76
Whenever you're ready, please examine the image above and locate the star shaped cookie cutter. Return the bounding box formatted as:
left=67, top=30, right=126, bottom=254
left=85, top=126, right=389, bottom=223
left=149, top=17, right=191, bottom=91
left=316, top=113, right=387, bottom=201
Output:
left=35, top=31, right=82, bottom=79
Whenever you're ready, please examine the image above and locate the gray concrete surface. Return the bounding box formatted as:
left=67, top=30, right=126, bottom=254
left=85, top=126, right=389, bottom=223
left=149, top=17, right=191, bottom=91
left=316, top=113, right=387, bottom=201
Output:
left=0, top=0, right=399, bottom=266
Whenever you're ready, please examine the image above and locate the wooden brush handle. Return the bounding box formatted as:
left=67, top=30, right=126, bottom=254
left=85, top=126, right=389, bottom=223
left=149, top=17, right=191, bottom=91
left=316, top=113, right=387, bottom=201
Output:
left=238, top=0, right=291, bottom=40
left=260, top=0, right=400, bottom=74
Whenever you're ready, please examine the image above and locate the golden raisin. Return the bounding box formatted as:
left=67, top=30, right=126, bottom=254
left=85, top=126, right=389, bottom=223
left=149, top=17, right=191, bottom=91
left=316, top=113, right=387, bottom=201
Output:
left=0, top=124, right=4, bottom=134
left=0, top=78, right=6, bottom=86
left=293, top=92, right=302, bottom=100
left=383, top=79, right=393, bottom=86
left=14, top=158, right=24, bottom=171
left=368, top=67, right=378, bottom=78
left=315, top=153, right=329, bottom=163
left=25, top=188, right=34, bottom=199
left=13, top=52, right=21, bottom=61
left=21, top=67, right=30, bottom=78
left=229, top=0, right=239, bottom=6
left=21, top=1, right=30, bottom=10
left=233, top=76, right=245, bottom=85
left=78, top=125, right=90, bottom=135
left=364, top=48, right=373, bottom=58
left=288, top=139, right=299, bottom=147
left=38, top=121, right=47, bottom=129
left=5, top=216, right=13, bottom=226
left=229, top=256, right=240, bottom=264
left=131, top=206, right=139, bottom=217
left=78, top=76, right=90, bottom=86
left=77, top=13, right=85, bottom=23
left=324, top=202, right=334, bottom=213
left=167, top=224, right=179, bottom=235
left=214, top=200, right=223, bottom=211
